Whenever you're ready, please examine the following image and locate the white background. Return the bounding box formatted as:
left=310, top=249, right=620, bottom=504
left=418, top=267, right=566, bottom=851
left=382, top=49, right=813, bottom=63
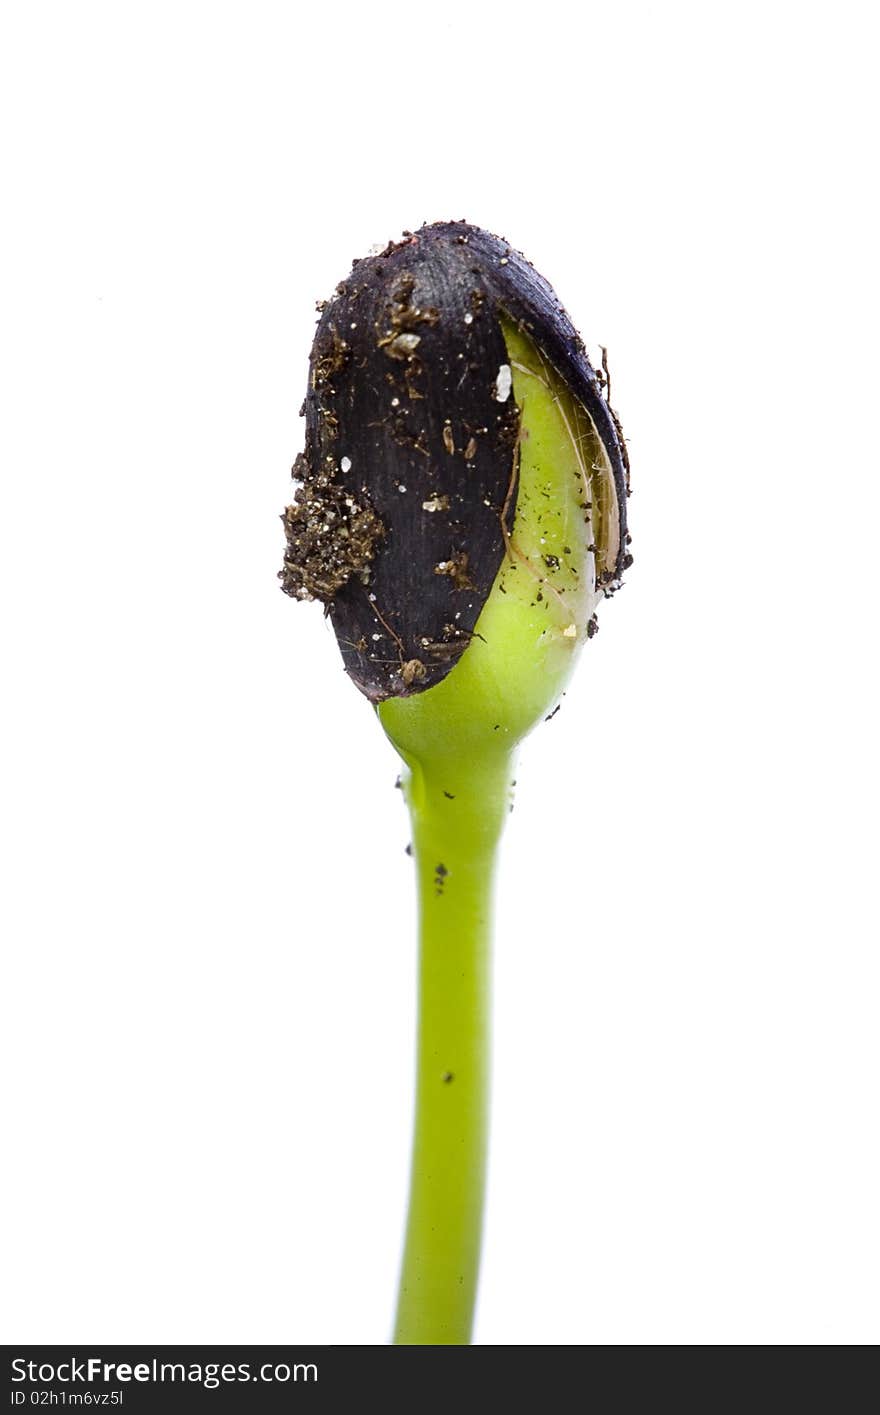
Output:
left=1, top=0, right=877, bottom=1346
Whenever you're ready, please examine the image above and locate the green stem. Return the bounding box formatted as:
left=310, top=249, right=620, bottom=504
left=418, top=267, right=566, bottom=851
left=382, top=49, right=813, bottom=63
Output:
left=393, top=745, right=515, bottom=1345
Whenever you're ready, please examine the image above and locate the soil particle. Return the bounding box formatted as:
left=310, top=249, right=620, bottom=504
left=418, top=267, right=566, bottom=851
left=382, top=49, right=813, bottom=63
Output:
left=279, top=455, right=385, bottom=602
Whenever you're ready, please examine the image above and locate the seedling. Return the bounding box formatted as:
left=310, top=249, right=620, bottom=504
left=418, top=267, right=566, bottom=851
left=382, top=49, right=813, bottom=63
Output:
left=281, top=222, right=630, bottom=1344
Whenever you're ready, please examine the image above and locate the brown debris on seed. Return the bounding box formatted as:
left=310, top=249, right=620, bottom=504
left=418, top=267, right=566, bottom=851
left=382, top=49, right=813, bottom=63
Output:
left=279, top=455, right=385, bottom=602
left=434, top=551, right=474, bottom=590
left=401, top=658, right=427, bottom=687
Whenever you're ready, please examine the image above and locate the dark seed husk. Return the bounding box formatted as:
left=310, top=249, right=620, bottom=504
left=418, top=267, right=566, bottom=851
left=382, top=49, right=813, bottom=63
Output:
left=280, top=221, right=629, bottom=702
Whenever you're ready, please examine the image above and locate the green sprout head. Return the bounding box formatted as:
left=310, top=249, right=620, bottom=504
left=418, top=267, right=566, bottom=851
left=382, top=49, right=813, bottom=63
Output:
left=281, top=221, right=631, bottom=1344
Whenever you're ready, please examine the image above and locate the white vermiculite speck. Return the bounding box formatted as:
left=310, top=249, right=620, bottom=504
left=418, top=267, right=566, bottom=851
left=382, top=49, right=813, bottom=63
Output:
left=494, top=365, right=512, bottom=402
